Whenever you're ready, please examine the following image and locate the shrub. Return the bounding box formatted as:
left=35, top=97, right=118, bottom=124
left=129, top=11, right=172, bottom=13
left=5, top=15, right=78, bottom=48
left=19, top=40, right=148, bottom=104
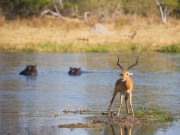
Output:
left=0, top=0, right=50, bottom=19
left=160, top=44, right=180, bottom=53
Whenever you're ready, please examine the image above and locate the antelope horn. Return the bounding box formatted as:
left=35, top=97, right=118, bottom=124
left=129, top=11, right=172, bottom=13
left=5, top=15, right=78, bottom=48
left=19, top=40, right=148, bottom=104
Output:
left=127, top=55, right=139, bottom=70
left=117, top=57, right=124, bottom=71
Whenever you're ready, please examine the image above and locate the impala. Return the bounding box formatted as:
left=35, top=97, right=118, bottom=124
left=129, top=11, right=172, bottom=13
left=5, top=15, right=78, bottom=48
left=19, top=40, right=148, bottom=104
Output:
left=107, top=56, right=139, bottom=117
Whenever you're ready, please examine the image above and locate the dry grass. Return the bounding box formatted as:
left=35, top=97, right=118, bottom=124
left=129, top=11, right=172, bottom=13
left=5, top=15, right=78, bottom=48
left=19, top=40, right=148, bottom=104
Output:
left=0, top=17, right=180, bottom=53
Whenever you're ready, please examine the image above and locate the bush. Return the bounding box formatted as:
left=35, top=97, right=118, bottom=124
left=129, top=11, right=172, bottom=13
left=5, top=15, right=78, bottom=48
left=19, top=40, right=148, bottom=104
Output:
left=0, top=0, right=50, bottom=19
left=160, top=44, right=180, bottom=53
left=0, top=0, right=180, bottom=19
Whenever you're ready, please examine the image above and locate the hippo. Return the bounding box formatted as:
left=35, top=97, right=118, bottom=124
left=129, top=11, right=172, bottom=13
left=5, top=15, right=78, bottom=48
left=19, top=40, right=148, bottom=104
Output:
left=68, top=67, right=81, bottom=76
left=19, top=65, right=37, bottom=76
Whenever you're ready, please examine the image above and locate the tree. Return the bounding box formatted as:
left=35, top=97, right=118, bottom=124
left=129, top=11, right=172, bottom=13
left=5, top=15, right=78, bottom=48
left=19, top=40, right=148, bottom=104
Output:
left=0, top=0, right=50, bottom=19
left=155, top=0, right=179, bottom=23
left=155, top=0, right=168, bottom=23
left=41, top=0, right=69, bottom=20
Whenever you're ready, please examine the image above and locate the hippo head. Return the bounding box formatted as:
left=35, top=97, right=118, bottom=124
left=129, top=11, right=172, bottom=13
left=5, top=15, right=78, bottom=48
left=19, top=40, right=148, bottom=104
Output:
left=20, top=65, right=37, bottom=76
left=68, top=67, right=81, bottom=76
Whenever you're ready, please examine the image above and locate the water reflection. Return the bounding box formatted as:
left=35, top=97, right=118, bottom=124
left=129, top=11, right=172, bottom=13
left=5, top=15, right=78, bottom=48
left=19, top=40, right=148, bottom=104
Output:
left=102, top=122, right=178, bottom=135
left=0, top=53, right=180, bottom=135
left=110, top=125, right=132, bottom=135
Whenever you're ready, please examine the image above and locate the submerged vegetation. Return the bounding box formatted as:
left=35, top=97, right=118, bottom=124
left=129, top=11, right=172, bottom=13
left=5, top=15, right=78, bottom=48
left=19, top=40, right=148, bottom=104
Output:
left=63, top=109, right=91, bottom=114
left=58, top=123, right=102, bottom=128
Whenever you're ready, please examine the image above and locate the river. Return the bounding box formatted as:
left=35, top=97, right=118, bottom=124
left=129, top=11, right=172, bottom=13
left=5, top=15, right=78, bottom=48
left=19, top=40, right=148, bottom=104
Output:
left=0, top=53, right=179, bottom=135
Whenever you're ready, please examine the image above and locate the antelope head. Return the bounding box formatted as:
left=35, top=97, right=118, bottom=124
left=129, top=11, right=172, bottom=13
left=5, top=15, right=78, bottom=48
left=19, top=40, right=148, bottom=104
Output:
left=117, top=56, right=139, bottom=82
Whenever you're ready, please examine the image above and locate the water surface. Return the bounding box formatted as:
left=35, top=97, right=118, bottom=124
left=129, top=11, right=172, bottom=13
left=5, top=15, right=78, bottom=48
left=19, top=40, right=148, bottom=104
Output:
left=0, top=53, right=180, bottom=135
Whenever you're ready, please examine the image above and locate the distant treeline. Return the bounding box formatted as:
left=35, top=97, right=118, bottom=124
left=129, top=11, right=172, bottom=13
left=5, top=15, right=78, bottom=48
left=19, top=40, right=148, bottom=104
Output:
left=0, top=0, right=180, bottom=19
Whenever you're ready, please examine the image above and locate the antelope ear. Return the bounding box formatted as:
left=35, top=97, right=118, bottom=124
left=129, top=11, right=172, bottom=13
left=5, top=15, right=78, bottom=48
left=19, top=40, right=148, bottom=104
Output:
left=129, top=72, right=134, bottom=76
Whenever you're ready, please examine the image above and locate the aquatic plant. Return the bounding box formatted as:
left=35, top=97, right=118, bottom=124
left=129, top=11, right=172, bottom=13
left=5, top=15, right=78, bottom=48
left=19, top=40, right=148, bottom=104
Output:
left=58, top=123, right=101, bottom=128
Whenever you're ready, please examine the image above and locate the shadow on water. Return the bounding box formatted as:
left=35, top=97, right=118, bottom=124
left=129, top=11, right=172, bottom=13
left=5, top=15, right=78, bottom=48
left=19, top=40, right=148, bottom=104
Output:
left=0, top=53, right=180, bottom=135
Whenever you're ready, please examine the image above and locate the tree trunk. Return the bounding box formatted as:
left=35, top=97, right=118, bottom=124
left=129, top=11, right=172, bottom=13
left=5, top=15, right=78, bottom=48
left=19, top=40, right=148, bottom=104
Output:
left=155, top=0, right=168, bottom=24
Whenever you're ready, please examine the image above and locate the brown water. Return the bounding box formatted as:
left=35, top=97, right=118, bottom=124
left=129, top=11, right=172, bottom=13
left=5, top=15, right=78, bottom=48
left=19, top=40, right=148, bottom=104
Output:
left=0, top=53, right=180, bottom=135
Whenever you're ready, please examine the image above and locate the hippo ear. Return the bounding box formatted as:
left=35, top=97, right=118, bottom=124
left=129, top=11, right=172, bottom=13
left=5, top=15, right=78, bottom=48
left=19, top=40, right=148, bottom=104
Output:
left=26, top=65, right=29, bottom=67
left=34, top=65, right=37, bottom=67
left=78, top=68, right=81, bottom=70
left=70, top=67, right=72, bottom=70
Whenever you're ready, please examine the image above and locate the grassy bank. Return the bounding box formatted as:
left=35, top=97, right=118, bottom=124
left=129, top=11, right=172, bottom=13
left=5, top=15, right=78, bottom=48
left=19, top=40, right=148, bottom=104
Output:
left=134, top=106, right=175, bottom=122
left=158, top=44, right=180, bottom=53
left=0, top=42, right=152, bottom=53
left=0, top=17, right=180, bottom=53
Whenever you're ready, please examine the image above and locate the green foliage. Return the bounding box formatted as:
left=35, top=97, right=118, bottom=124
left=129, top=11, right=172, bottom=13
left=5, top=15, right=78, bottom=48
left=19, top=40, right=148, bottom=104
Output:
left=160, top=0, right=180, bottom=18
left=63, top=0, right=120, bottom=14
left=0, top=0, right=50, bottom=19
left=122, top=0, right=157, bottom=16
left=0, top=0, right=180, bottom=19
left=159, top=44, right=180, bottom=53
left=62, top=0, right=180, bottom=18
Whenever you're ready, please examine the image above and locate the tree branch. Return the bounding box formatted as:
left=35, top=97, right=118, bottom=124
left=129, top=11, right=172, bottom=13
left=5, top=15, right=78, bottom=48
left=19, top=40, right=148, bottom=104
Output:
left=41, top=0, right=69, bottom=20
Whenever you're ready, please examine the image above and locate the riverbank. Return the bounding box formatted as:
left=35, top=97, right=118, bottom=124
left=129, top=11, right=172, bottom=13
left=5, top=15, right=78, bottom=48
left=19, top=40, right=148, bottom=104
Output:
left=0, top=17, right=180, bottom=53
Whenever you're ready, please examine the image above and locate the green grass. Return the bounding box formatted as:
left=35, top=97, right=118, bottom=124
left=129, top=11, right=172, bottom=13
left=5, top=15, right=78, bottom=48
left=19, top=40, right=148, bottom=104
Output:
left=84, top=43, right=151, bottom=53
left=22, top=46, right=36, bottom=52
left=159, top=44, right=180, bottom=53
left=85, top=44, right=109, bottom=53
left=0, top=43, right=129, bottom=53
left=0, top=42, right=179, bottom=53
left=134, top=106, right=175, bottom=122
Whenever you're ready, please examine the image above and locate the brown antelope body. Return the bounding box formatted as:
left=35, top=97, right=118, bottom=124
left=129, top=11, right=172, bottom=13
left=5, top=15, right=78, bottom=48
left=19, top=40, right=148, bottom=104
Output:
left=107, top=56, right=139, bottom=117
